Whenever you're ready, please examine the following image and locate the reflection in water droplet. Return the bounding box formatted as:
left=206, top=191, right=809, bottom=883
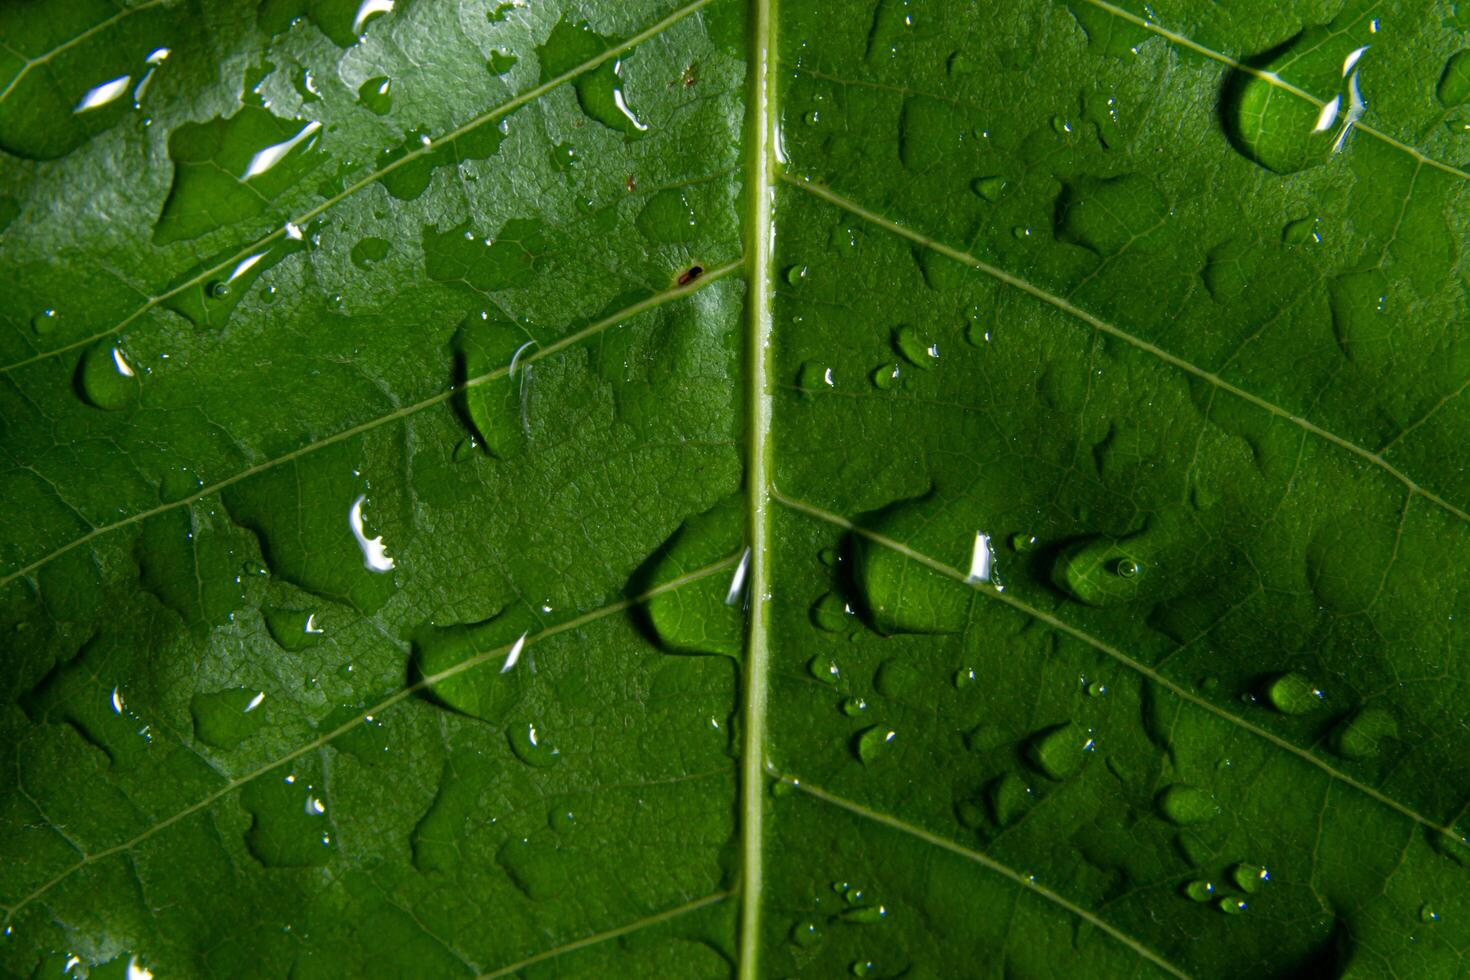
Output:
left=1422, top=903, right=1440, bottom=923
left=264, top=607, right=324, bottom=651
left=797, top=360, right=836, bottom=391
left=488, top=51, right=518, bottom=74
left=965, top=531, right=994, bottom=584
left=1282, top=216, right=1321, bottom=246
left=348, top=494, right=395, bottom=572
left=988, top=773, right=1033, bottom=826
left=74, top=75, right=132, bottom=113
left=636, top=188, right=698, bottom=242
left=841, top=696, right=868, bottom=717
left=954, top=667, right=975, bottom=689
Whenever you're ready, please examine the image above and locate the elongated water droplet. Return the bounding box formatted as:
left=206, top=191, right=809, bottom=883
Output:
left=1156, top=785, right=1221, bottom=825
left=537, top=19, right=646, bottom=136
left=1439, top=51, right=1470, bottom=106
left=892, top=324, right=939, bottom=368
left=1330, top=706, right=1398, bottom=759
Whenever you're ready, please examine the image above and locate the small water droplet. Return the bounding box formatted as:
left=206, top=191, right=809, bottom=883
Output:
left=810, top=592, right=854, bottom=632
left=870, top=362, right=902, bottom=389
left=357, top=75, right=392, bottom=114
left=808, top=655, right=841, bottom=684
left=971, top=175, right=1006, bottom=201
left=1183, top=879, right=1215, bottom=902
left=790, top=920, right=823, bottom=947
left=31, top=308, right=58, bottom=335
left=1218, top=897, right=1248, bottom=915
left=1421, top=903, right=1440, bottom=923
left=797, top=360, right=836, bottom=391
left=953, top=667, right=976, bottom=689
left=1026, top=722, right=1093, bottom=780
left=1282, top=216, right=1321, bottom=246
left=488, top=51, right=518, bottom=75
left=841, top=696, right=868, bottom=717
left=1087, top=680, right=1108, bottom=697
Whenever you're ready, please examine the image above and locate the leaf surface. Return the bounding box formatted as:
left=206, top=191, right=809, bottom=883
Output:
left=2, top=0, right=1470, bottom=977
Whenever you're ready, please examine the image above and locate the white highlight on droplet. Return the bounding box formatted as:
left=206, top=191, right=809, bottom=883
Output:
left=348, top=494, right=395, bottom=572
left=74, top=75, right=131, bottom=112
left=1342, top=45, right=1369, bottom=76
left=351, top=0, right=394, bottom=34
left=611, top=61, right=648, bottom=131
left=112, top=348, right=135, bottom=377
left=1334, top=72, right=1366, bottom=152
left=127, top=955, right=154, bottom=980
left=228, top=252, right=266, bottom=283
left=243, top=120, right=321, bottom=179
left=499, top=632, right=528, bottom=673
left=245, top=691, right=265, bottom=712
left=306, top=795, right=325, bottom=815
left=304, top=612, right=323, bottom=634
left=966, top=531, right=993, bottom=584
left=1313, top=95, right=1342, bottom=133
left=725, top=546, right=752, bottom=605
left=111, top=687, right=125, bottom=714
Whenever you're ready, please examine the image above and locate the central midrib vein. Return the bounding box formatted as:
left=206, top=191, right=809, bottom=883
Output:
left=738, top=0, right=778, bottom=973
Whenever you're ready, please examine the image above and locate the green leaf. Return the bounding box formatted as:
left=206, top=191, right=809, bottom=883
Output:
left=2, top=0, right=1469, bottom=977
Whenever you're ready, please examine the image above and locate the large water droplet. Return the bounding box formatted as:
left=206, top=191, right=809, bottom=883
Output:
left=537, top=19, right=647, bottom=136
left=810, top=592, right=855, bottom=632
left=412, top=605, right=538, bottom=721
left=455, top=311, right=537, bottom=460
left=988, top=773, right=1034, bottom=826
left=263, top=607, right=325, bottom=651
left=154, top=108, right=323, bottom=244
left=1051, top=534, right=1152, bottom=607
left=892, top=324, right=939, bottom=368
left=76, top=342, right=139, bottom=411
left=632, top=494, right=745, bottom=657
left=1026, top=722, right=1093, bottom=780
left=1065, top=2, right=1149, bottom=57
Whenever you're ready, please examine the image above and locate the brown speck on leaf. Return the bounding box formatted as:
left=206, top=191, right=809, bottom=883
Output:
left=678, top=265, right=704, bottom=286
left=625, top=175, right=636, bottom=192
left=682, top=64, right=698, bottom=87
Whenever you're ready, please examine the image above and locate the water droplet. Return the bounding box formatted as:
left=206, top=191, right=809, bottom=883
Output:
left=840, top=696, right=868, bottom=717
left=1439, top=51, right=1470, bottom=106
left=190, top=688, right=267, bottom=749
left=1051, top=534, right=1155, bottom=607
left=1231, top=863, right=1270, bottom=893
left=636, top=188, right=698, bottom=242
left=496, top=838, right=567, bottom=900
left=356, top=75, right=392, bottom=114
left=240, top=771, right=333, bottom=867
left=1066, top=1, right=1149, bottom=57
left=154, top=107, right=323, bottom=244
left=1054, top=173, right=1166, bottom=255
left=548, top=805, right=576, bottom=833
left=1051, top=114, right=1073, bottom=135
left=790, top=920, right=823, bottom=947
left=808, top=655, right=841, bottom=684
left=988, top=773, right=1034, bottom=826
left=892, top=324, right=939, bottom=368
left=31, top=308, right=58, bottom=335
left=1282, top=216, right=1321, bottom=246
left=954, top=667, right=975, bottom=689
left=784, top=263, right=808, bottom=285
left=1326, top=269, right=1389, bottom=364
left=971, top=175, right=1006, bottom=201
left=871, top=362, right=902, bottom=389
left=636, top=494, right=746, bottom=657
left=350, top=236, right=390, bottom=269
left=1222, top=14, right=1371, bottom=173
left=1264, top=671, right=1324, bottom=715
left=322, top=705, right=391, bottom=765
left=263, top=607, right=325, bottom=652
left=1330, top=706, right=1398, bottom=759
left=798, top=360, right=837, bottom=391
left=77, top=342, right=139, bottom=411
left=348, top=494, right=395, bottom=573
left=537, top=19, right=646, bottom=136
left=1421, top=903, right=1440, bottom=923
left=455, top=311, right=537, bottom=459
left=507, top=720, right=561, bottom=767
left=810, top=593, right=859, bottom=635
left=842, top=904, right=887, bottom=924
left=549, top=141, right=577, bottom=172
left=1087, top=680, right=1108, bottom=697
left=488, top=51, right=518, bottom=74
left=1026, top=722, right=1093, bottom=780
left=412, top=605, right=538, bottom=722
left=1155, top=784, right=1221, bottom=825
left=1217, top=897, right=1248, bottom=915
left=854, top=725, right=897, bottom=764
left=852, top=961, right=875, bottom=978
left=1183, top=879, right=1215, bottom=902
